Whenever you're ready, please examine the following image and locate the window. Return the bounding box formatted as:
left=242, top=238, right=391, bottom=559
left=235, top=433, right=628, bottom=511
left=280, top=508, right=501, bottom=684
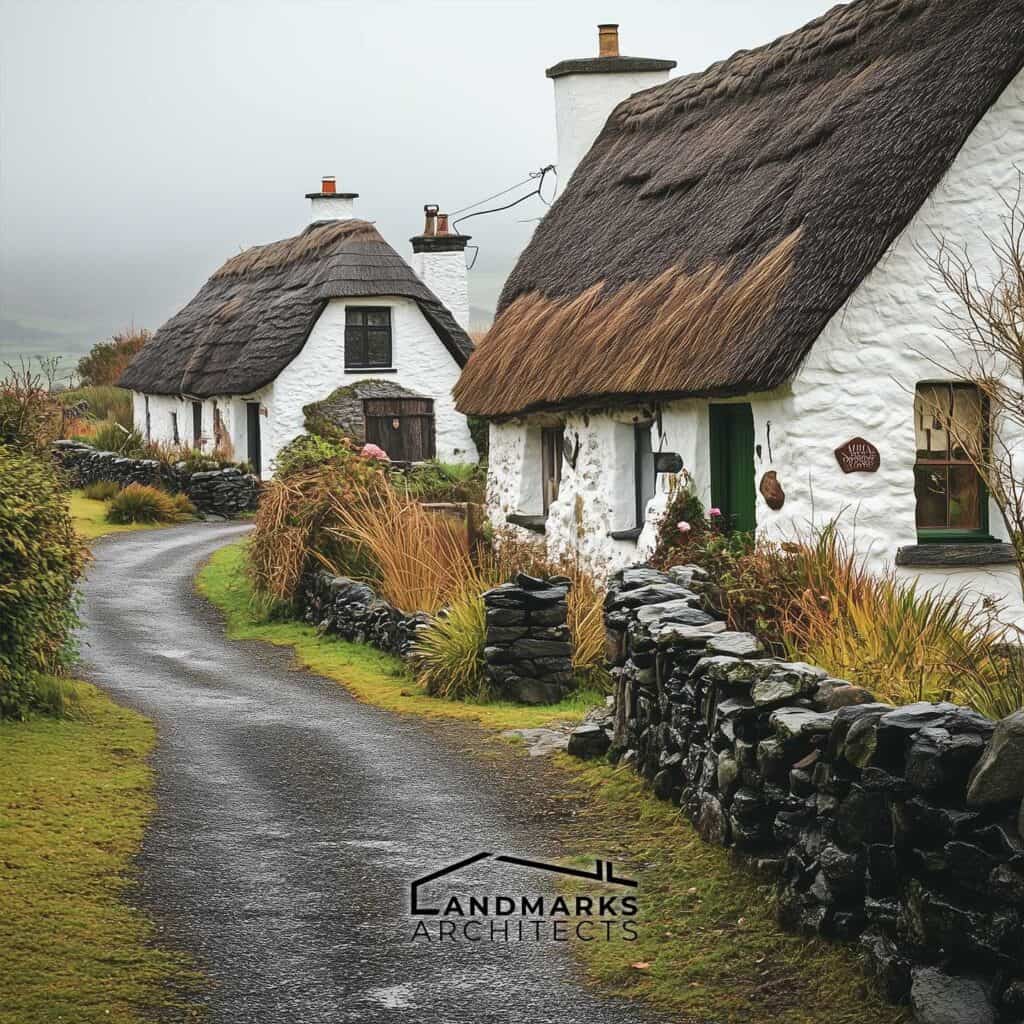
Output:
left=192, top=401, right=202, bottom=447
left=170, top=411, right=179, bottom=445
left=345, top=307, right=392, bottom=369
left=541, top=427, right=564, bottom=515
left=634, top=423, right=655, bottom=529
left=914, top=383, right=989, bottom=540
left=144, top=395, right=151, bottom=442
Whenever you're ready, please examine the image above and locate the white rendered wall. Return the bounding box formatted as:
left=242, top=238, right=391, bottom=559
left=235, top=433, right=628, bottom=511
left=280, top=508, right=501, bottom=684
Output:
left=410, top=250, right=470, bottom=330
left=487, top=68, right=1024, bottom=624
left=553, top=70, right=671, bottom=188
left=261, top=295, right=477, bottom=474
left=309, top=196, right=355, bottom=222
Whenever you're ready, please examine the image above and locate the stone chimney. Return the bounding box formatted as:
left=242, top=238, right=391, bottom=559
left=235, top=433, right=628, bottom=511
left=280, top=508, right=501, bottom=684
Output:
left=546, top=24, right=675, bottom=190
left=410, top=205, right=471, bottom=330
left=305, top=175, right=358, bottom=222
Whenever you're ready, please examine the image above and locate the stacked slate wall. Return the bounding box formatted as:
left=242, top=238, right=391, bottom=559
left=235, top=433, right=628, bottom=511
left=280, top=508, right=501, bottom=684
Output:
left=299, top=570, right=428, bottom=658
left=599, top=564, right=1024, bottom=1023
left=483, top=574, right=574, bottom=705
left=53, top=440, right=258, bottom=518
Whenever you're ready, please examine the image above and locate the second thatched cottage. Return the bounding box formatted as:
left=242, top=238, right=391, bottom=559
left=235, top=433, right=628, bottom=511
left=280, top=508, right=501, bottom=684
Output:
left=120, top=179, right=477, bottom=476
left=455, top=3, right=1024, bottom=620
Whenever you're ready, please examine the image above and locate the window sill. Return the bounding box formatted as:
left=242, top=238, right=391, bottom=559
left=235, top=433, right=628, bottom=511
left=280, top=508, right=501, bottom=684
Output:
left=345, top=366, right=397, bottom=374
left=506, top=512, right=546, bottom=534
left=608, top=527, right=643, bottom=542
left=895, top=542, right=1015, bottom=567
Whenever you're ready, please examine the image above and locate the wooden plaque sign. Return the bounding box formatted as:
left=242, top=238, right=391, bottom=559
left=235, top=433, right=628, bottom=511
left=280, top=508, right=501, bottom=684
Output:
left=834, top=437, right=880, bottom=474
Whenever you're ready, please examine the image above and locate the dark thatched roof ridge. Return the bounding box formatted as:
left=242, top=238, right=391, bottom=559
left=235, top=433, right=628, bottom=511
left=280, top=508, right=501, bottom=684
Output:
left=119, top=219, right=474, bottom=397
left=455, top=0, right=1024, bottom=418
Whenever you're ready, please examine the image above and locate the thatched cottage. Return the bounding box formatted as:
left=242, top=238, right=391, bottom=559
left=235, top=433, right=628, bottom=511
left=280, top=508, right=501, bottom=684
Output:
left=455, top=1, right=1024, bottom=620
left=120, top=180, right=477, bottom=476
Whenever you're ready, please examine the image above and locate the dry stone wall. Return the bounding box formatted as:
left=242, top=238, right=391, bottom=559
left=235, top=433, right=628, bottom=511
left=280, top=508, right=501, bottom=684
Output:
left=585, top=564, right=1024, bottom=1024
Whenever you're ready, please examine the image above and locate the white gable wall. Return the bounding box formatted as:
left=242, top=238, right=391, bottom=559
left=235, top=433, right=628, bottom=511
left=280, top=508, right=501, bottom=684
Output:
left=486, top=67, right=1024, bottom=624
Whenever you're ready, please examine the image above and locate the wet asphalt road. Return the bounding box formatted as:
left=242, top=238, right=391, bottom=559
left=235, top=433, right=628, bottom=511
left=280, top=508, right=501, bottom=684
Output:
left=78, top=522, right=669, bottom=1024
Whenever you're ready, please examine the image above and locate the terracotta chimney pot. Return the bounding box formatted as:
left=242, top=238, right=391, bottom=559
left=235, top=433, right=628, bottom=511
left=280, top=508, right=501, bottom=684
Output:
left=436, top=213, right=450, bottom=236
left=321, top=176, right=336, bottom=194
left=423, top=204, right=439, bottom=236
left=598, top=24, right=619, bottom=57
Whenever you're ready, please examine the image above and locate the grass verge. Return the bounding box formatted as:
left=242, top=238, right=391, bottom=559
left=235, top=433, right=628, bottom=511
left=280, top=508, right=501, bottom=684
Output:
left=197, top=539, right=908, bottom=1023
left=197, top=540, right=599, bottom=730
left=0, top=680, right=201, bottom=1024
left=70, top=490, right=162, bottom=540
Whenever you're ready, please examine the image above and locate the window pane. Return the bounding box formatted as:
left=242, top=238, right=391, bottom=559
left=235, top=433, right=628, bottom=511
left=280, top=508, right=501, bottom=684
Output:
left=366, top=328, right=391, bottom=366
left=346, top=309, right=365, bottom=326
left=948, top=464, right=983, bottom=529
left=950, top=386, right=984, bottom=461
left=915, top=384, right=949, bottom=459
left=345, top=326, right=366, bottom=366
left=366, top=310, right=390, bottom=327
left=915, top=466, right=948, bottom=529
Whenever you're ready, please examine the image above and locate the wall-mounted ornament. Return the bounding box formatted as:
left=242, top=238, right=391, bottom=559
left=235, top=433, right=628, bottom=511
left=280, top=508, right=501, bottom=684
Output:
left=562, top=432, right=581, bottom=470
left=653, top=451, right=683, bottom=474
left=834, top=437, right=880, bottom=474
left=759, top=470, right=785, bottom=510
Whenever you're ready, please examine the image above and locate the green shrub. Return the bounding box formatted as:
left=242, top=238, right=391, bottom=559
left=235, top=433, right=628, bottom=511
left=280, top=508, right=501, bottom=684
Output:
left=399, top=459, right=487, bottom=504
left=82, top=480, right=121, bottom=501
left=59, top=385, right=132, bottom=428
left=106, top=483, right=191, bottom=524
left=412, top=594, right=489, bottom=700
left=274, top=434, right=352, bottom=478
left=0, top=443, right=88, bottom=719
left=89, top=421, right=147, bottom=456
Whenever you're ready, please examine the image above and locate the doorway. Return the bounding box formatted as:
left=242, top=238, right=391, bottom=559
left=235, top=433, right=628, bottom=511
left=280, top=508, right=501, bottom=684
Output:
left=246, top=402, right=262, bottom=478
left=363, top=397, right=435, bottom=463
left=709, top=403, right=756, bottom=533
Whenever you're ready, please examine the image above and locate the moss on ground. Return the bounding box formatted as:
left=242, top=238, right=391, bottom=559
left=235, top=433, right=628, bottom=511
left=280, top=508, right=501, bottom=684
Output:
left=0, top=680, right=201, bottom=1024
left=70, top=491, right=161, bottom=540
left=198, top=538, right=909, bottom=1024
left=197, top=541, right=600, bottom=730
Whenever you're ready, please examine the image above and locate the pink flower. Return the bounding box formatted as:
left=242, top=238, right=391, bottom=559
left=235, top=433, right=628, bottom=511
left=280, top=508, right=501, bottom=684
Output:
left=677, top=521, right=692, bottom=534
left=709, top=508, right=722, bottom=517
left=360, top=443, right=390, bottom=461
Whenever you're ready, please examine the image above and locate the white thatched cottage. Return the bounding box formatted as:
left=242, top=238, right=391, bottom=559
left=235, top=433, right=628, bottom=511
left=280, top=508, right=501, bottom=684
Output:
left=455, top=3, right=1024, bottom=620
left=120, top=179, right=477, bottom=476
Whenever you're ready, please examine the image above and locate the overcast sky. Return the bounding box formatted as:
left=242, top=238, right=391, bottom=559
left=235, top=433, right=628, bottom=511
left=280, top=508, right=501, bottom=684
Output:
left=0, top=0, right=830, bottom=359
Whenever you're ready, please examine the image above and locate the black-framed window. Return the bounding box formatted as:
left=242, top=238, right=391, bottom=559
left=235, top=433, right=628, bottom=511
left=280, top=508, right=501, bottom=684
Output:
left=345, top=307, right=392, bottom=369
left=170, top=411, right=179, bottom=445
left=634, top=423, right=655, bottom=528
left=914, top=382, right=990, bottom=541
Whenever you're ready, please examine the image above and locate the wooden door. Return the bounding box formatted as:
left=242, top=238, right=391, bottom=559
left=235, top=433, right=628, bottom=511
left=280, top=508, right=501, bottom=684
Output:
left=246, top=402, right=262, bottom=478
left=192, top=402, right=202, bottom=447
left=363, top=398, right=435, bottom=463
left=709, top=403, right=756, bottom=533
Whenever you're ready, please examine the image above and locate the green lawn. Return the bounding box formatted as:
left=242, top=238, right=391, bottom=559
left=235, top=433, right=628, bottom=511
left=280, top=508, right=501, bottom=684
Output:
left=69, top=491, right=162, bottom=541
left=198, top=539, right=908, bottom=1024
left=0, top=681, right=201, bottom=1024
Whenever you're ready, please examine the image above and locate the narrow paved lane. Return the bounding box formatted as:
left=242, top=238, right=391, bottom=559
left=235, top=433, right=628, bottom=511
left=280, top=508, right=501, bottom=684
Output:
left=79, top=523, right=666, bottom=1024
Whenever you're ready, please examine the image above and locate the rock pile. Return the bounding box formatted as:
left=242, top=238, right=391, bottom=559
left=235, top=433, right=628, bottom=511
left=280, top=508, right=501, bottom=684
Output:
left=482, top=574, right=574, bottom=705
left=53, top=440, right=258, bottom=517
left=300, top=570, right=428, bottom=657
left=583, top=563, right=1024, bottom=1024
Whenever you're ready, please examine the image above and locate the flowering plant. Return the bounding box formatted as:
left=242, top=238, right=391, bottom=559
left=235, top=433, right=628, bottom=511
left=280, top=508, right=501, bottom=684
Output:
left=360, top=443, right=390, bottom=461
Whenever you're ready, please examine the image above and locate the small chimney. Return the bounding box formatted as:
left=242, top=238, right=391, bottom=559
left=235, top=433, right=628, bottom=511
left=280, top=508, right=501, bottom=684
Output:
left=410, top=204, right=471, bottom=330
left=598, top=24, right=619, bottom=57
left=546, top=26, right=676, bottom=190
left=305, top=175, right=358, bottom=223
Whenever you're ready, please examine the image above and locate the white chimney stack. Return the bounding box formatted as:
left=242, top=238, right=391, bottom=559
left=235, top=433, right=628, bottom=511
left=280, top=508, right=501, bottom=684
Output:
left=547, top=24, right=675, bottom=190
left=306, top=175, right=358, bottom=222
left=410, top=205, right=471, bottom=330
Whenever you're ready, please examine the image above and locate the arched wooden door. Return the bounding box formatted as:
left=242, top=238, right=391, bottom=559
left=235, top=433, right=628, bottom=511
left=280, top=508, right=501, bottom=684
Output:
left=363, top=397, right=436, bottom=463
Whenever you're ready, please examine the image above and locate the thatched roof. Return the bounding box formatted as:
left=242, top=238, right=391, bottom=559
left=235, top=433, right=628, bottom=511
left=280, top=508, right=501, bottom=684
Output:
left=120, top=219, right=473, bottom=397
left=455, top=0, right=1024, bottom=418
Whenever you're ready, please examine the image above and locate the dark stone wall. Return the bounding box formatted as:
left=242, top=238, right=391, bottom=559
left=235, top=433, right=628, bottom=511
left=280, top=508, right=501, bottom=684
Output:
left=299, top=570, right=428, bottom=658
left=591, top=564, right=1024, bottom=1024
left=53, top=440, right=258, bottom=518
left=483, top=574, right=574, bottom=705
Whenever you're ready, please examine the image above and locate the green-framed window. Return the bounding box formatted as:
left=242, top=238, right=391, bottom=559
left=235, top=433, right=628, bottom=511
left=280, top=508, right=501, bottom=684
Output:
left=913, top=382, right=992, bottom=543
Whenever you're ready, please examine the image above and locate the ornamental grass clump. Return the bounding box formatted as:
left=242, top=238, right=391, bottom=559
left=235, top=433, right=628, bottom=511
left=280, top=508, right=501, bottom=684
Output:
left=106, top=483, right=193, bottom=524
left=82, top=479, right=121, bottom=501
left=411, top=593, right=489, bottom=701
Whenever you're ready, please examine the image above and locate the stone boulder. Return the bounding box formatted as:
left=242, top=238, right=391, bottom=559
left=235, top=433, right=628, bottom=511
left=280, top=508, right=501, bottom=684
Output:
left=567, top=724, right=612, bottom=759
left=909, top=968, right=994, bottom=1024
left=967, top=710, right=1024, bottom=807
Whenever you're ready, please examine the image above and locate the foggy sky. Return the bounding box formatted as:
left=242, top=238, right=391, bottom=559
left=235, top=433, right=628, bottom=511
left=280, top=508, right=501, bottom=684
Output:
left=1, top=0, right=831, bottom=357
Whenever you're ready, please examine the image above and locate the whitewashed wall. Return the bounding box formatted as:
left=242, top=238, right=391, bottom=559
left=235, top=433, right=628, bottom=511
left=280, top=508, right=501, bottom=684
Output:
left=410, top=250, right=470, bottom=330
left=486, top=67, right=1024, bottom=625
left=261, top=295, right=476, bottom=473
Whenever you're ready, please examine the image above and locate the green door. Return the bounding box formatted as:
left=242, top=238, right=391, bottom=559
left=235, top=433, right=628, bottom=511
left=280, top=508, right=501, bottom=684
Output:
left=709, top=403, right=756, bottom=533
